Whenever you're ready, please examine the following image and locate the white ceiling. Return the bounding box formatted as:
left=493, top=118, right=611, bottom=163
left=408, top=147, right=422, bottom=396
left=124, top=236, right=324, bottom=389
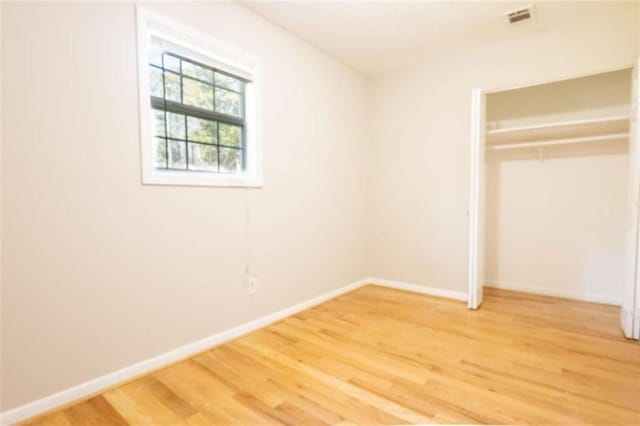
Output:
left=241, top=1, right=636, bottom=76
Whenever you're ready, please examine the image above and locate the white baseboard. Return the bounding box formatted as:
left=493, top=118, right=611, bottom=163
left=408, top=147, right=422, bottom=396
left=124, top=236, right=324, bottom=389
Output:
left=368, top=277, right=468, bottom=302
left=486, top=280, right=621, bottom=306
left=0, top=278, right=369, bottom=425
left=1, top=277, right=468, bottom=424
left=6, top=276, right=615, bottom=424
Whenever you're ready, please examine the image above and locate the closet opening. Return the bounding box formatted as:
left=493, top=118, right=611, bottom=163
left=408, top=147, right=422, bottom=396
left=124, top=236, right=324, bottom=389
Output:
left=468, top=65, right=640, bottom=339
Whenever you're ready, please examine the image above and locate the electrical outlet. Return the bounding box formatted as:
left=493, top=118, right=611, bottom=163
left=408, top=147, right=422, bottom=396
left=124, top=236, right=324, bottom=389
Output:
left=247, top=276, right=258, bottom=295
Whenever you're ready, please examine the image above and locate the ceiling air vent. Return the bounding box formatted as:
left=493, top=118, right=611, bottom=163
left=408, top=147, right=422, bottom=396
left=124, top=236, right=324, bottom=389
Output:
left=506, top=6, right=533, bottom=24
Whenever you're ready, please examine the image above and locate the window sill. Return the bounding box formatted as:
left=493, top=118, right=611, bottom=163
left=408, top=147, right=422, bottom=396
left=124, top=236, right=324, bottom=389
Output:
left=142, top=170, right=262, bottom=188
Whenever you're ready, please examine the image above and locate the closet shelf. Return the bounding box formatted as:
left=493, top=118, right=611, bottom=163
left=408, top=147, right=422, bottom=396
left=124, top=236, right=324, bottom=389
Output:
left=487, top=132, right=629, bottom=151
left=486, top=115, right=630, bottom=147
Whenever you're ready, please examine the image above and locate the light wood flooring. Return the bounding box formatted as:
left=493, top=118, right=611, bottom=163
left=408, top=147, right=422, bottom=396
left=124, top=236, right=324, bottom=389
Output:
left=23, top=285, right=640, bottom=425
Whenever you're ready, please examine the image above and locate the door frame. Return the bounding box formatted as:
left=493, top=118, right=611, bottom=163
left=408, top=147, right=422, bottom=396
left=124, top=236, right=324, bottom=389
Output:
left=621, top=60, right=640, bottom=339
left=467, top=63, right=638, bottom=323
left=468, top=88, right=485, bottom=309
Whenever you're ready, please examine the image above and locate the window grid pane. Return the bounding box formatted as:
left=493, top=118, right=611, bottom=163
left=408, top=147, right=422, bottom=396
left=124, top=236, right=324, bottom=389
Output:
left=154, top=137, right=168, bottom=168
left=163, top=71, right=181, bottom=103
left=183, top=78, right=214, bottom=111
left=215, top=88, right=242, bottom=118
left=151, top=53, right=245, bottom=118
left=215, top=72, right=243, bottom=93
left=188, top=142, right=218, bottom=172
left=182, top=60, right=214, bottom=84
left=151, top=109, right=243, bottom=174
left=149, top=51, right=246, bottom=173
left=163, top=54, right=180, bottom=73
left=219, top=146, right=243, bottom=173
left=168, top=140, right=186, bottom=169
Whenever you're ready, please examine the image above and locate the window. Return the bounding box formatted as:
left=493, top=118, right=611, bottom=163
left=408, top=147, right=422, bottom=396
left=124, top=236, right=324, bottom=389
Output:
left=137, top=7, right=261, bottom=187
left=150, top=49, right=246, bottom=173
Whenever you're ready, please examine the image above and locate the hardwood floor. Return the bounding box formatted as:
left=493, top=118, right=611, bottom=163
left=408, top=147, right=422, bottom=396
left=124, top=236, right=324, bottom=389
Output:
left=22, top=285, right=640, bottom=425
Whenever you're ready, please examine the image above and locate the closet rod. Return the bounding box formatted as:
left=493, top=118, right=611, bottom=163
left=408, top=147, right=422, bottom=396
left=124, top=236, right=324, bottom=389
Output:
left=487, top=132, right=629, bottom=150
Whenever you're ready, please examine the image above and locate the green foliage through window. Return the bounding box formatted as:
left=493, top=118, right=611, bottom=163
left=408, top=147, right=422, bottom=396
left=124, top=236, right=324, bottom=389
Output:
left=149, top=52, right=245, bottom=173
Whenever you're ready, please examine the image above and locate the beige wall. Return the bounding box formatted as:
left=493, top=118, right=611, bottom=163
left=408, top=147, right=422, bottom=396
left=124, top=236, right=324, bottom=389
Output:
left=1, top=1, right=367, bottom=410
left=485, top=151, right=628, bottom=304
left=367, top=5, right=638, bottom=292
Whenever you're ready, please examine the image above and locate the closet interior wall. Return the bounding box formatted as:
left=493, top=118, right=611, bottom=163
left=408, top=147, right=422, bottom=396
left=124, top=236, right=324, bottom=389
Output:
left=485, top=69, right=632, bottom=305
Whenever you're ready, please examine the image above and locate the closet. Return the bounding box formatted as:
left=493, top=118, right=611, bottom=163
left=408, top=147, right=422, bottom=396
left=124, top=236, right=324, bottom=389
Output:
left=468, top=64, right=640, bottom=339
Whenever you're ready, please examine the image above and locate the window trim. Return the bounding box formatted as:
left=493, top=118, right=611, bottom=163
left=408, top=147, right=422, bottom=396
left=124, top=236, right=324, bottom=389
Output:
left=136, top=6, right=262, bottom=188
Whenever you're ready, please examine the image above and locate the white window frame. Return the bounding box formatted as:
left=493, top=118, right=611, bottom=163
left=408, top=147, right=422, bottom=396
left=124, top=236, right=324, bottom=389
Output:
left=136, top=6, right=262, bottom=187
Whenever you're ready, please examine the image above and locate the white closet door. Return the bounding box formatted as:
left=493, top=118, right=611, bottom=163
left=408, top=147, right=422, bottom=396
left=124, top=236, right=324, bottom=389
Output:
left=468, top=88, right=486, bottom=309
left=622, top=60, right=640, bottom=340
